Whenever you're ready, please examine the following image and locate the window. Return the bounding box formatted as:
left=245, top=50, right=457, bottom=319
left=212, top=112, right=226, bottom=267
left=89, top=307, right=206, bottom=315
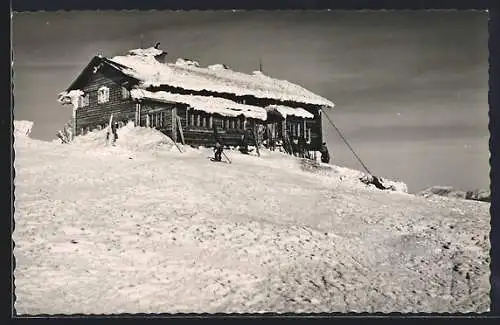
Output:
left=236, top=119, right=241, bottom=129
left=190, top=113, right=195, bottom=126
left=121, top=87, right=130, bottom=99
left=163, top=112, right=169, bottom=127
left=297, top=123, right=301, bottom=137
left=208, top=116, right=213, bottom=129
left=224, top=119, right=229, bottom=129
left=201, top=116, right=206, bottom=128
left=230, top=119, right=235, bottom=129
left=146, top=112, right=166, bottom=128
left=97, top=86, right=110, bottom=104
left=78, top=94, right=89, bottom=108
left=196, top=114, right=201, bottom=127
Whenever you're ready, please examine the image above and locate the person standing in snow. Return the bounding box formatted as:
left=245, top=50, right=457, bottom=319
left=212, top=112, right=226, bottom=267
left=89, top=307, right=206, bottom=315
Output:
left=109, top=122, right=119, bottom=145
left=214, top=140, right=224, bottom=162
left=320, top=142, right=330, bottom=164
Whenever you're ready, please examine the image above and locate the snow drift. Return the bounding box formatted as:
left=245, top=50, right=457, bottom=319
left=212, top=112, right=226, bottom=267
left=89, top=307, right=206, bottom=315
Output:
left=418, top=186, right=491, bottom=203
left=71, top=121, right=178, bottom=153
left=13, top=122, right=490, bottom=314
left=14, top=120, right=34, bottom=138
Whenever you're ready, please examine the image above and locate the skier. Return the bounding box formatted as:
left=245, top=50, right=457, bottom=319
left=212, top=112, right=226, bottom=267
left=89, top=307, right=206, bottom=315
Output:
left=320, top=142, right=330, bottom=164
left=214, top=140, right=224, bottom=162
left=112, top=122, right=119, bottom=144
left=107, top=122, right=119, bottom=145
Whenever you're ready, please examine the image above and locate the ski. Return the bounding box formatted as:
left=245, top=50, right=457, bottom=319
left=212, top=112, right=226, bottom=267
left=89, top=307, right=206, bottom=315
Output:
left=209, top=157, right=229, bottom=164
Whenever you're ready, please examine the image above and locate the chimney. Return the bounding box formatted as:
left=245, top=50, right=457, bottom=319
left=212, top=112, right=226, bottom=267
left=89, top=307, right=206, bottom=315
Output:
left=153, top=42, right=167, bottom=63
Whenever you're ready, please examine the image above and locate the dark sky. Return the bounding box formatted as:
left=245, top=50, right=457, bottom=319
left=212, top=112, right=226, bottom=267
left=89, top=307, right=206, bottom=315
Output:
left=12, top=10, right=489, bottom=192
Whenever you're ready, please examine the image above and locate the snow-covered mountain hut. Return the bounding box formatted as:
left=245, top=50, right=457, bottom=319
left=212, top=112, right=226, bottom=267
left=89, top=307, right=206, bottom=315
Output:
left=58, top=45, right=334, bottom=149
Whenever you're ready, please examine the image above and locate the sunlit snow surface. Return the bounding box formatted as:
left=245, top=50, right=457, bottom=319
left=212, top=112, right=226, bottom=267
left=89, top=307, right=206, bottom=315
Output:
left=13, top=122, right=490, bottom=314
left=109, top=48, right=335, bottom=108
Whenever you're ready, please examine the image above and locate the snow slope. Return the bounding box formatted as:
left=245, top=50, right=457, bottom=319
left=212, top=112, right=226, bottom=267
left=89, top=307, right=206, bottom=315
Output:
left=13, top=122, right=490, bottom=314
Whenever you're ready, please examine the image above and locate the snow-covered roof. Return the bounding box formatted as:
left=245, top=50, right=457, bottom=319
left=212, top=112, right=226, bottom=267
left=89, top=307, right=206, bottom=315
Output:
left=57, top=89, right=84, bottom=107
left=175, top=58, right=200, bottom=68
left=131, top=89, right=267, bottom=121
left=266, top=105, right=314, bottom=119
left=128, top=47, right=165, bottom=57
left=107, top=49, right=335, bottom=108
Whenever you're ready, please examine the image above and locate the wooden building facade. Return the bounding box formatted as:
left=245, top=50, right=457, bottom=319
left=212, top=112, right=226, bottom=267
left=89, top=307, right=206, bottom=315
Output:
left=58, top=50, right=332, bottom=152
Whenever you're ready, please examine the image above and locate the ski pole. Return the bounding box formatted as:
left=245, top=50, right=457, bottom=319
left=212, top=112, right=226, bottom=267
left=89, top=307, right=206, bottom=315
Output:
left=222, top=151, right=232, bottom=164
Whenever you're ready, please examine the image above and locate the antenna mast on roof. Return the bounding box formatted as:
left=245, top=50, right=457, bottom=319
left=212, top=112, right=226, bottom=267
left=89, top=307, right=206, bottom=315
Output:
left=259, top=58, right=263, bottom=72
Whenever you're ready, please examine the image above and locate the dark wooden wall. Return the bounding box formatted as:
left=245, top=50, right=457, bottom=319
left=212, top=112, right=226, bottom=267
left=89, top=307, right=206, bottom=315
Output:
left=148, top=84, right=324, bottom=150
left=305, top=110, right=322, bottom=150
left=178, top=108, right=258, bottom=147
left=75, top=64, right=135, bottom=134
left=140, top=100, right=175, bottom=139
left=138, top=104, right=257, bottom=148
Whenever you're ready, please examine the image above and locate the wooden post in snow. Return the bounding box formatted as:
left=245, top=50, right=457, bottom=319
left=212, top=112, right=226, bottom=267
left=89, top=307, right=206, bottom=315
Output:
left=176, top=115, right=185, bottom=145
left=281, top=119, right=291, bottom=155
left=70, top=95, right=80, bottom=140
left=71, top=106, right=77, bottom=140
left=253, top=121, right=260, bottom=157
left=134, top=103, right=138, bottom=126
left=171, top=107, right=178, bottom=142
left=135, top=102, right=142, bottom=127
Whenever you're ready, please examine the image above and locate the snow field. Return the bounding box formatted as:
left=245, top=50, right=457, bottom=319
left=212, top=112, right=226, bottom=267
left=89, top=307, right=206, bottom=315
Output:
left=13, top=122, right=490, bottom=313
